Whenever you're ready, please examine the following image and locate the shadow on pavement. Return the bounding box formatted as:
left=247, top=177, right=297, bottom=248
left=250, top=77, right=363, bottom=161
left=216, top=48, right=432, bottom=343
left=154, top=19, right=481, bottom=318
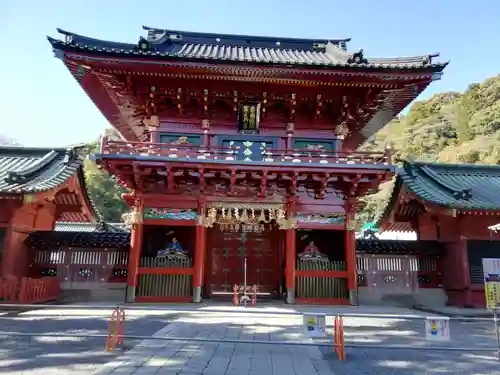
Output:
left=0, top=309, right=499, bottom=374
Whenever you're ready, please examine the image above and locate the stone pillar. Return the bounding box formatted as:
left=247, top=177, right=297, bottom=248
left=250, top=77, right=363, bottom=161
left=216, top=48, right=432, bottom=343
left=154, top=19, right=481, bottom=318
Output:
left=126, top=206, right=144, bottom=303
left=192, top=224, right=207, bottom=303
left=285, top=229, right=297, bottom=304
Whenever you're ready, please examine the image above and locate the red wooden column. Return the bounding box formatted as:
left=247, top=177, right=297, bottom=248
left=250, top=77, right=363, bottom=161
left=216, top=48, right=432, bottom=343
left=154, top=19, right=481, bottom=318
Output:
left=285, top=228, right=297, bottom=304
left=345, top=203, right=358, bottom=305
left=193, top=223, right=207, bottom=303
left=458, top=235, right=473, bottom=307
left=126, top=205, right=144, bottom=303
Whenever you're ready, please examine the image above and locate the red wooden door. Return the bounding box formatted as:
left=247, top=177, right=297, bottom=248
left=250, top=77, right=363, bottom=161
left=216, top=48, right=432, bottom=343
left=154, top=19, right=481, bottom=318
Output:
left=207, top=227, right=280, bottom=295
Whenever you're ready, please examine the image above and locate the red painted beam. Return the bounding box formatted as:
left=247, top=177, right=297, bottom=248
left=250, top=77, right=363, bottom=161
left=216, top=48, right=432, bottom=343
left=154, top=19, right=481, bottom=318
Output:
left=66, top=54, right=436, bottom=81
left=143, top=219, right=197, bottom=227
left=296, top=223, right=345, bottom=231
left=137, top=267, right=194, bottom=276
left=104, top=159, right=392, bottom=176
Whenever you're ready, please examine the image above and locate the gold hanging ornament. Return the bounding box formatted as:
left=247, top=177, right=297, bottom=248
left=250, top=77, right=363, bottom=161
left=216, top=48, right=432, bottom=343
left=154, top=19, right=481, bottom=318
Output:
left=240, top=208, right=249, bottom=223
left=258, top=210, right=266, bottom=223
left=197, top=204, right=295, bottom=230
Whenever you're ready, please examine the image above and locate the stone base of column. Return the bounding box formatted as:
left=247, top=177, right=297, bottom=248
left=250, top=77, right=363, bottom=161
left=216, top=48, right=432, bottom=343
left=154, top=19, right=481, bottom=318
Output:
left=286, top=288, right=296, bottom=304
left=192, top=286, right=202, bottom=303
left=126, top=286, right=136, bottom=303
left=349, top=289, right=358, bottom=306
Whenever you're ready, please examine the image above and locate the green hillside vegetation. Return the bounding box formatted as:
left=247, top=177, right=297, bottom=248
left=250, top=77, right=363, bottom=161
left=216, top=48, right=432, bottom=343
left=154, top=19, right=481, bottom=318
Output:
left=84, top=133, right=129, bottom=222
left=83, top=75, right=500, bottom=225
left=357, top=74, right=500, bottom=226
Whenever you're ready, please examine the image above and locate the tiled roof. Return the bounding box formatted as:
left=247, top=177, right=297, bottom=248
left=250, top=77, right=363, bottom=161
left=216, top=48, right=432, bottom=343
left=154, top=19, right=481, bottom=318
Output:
left=356, top=239, right=442, bottom=255
left=0, top=145, right=100, bottom=222
left=47, top=27, right=448, bottom=71
left=399, top=161, right=500, bottom=210
left=376, top=161, right=500, bottom=229
left=25, top=231, right=131, bottom=250
left=54, top=221, right=129, bottom=233
left=0, top=145, right=86, bottom=193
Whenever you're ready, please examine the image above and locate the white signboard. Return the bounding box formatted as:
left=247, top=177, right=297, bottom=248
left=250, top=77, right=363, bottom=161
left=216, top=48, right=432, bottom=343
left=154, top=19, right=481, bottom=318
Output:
left=482, top=258, right=500, bottom=309
left=425, top=317, right=450, bottom=342
left=303, top=313, right=326, bottom=338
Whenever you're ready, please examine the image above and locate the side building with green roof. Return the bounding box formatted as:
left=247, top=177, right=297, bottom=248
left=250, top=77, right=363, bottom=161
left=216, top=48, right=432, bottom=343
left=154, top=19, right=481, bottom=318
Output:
left=0, top=145, right=100, bottom=279
left=375, top=160, right=500, bottom=308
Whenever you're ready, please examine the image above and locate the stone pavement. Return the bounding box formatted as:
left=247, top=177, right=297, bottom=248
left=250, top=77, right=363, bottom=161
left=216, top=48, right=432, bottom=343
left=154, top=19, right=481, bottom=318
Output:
left=93, top=312, right=330, bottom=375
left=90, top=308, right=500, bottom=375
left=0, top=309, right=174, bottom=375
left=414, top=304, right=494, bottom=317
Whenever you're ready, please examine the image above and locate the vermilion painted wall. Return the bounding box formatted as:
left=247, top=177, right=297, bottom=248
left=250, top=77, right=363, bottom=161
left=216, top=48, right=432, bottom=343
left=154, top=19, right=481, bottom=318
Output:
left=417, top=213, right=500, bottom=307
left=1, top=201, right=56, bottom=278
left=418, top=214, right=500, bottom=241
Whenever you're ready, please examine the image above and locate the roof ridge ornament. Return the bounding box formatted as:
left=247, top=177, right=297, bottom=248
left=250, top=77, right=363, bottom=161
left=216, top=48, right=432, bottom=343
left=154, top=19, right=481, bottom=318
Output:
left=325, top=42, right=351, bottom=63
left=137, top=37, right=153, bottom=51
left=348, top=49, right=368, bottom=65
left=5, top=150, right=59, bottom=184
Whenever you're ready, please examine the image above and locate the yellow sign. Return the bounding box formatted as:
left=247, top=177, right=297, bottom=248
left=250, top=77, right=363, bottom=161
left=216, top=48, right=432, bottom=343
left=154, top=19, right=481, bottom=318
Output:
left=485, top=282, right=500, bottom=309
left=482, top=258, right=500, bottom=309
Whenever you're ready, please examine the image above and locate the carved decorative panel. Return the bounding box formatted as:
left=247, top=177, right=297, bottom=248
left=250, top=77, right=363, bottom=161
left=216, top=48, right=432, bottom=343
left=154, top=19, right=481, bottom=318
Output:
left=293, top=138, right=337, bottom=151
left=144, top=208, right=198, bottom=220
left=159, top=133, right=202, bottom=145
left=294, top=214, right=345, bottom=225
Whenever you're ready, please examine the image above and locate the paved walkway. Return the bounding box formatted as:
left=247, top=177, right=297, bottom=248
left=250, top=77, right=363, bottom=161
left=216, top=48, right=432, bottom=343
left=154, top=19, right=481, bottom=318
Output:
left=93, top=312, right=329, bottom=375
left=1, top=305, right=498, bottom=374
left=414, top=304, right=494, bottom=317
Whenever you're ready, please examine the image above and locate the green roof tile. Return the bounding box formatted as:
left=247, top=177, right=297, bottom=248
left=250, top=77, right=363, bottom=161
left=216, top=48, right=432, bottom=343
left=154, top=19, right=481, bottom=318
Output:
left=376, top=161, right=500, bottom=228
left=400, top=161, right=500, bottom=210
left=0, top=145, right=101, bottom=221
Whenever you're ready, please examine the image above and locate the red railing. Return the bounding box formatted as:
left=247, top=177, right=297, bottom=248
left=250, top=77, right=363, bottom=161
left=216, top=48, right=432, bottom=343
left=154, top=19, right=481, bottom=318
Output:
left=100, top=138, right=392, bottom=166
left=0, top=276, right=60, bottom=304
left=103, top=139, right=238, bottom=161
left=262, top=148, right=390, bottom=165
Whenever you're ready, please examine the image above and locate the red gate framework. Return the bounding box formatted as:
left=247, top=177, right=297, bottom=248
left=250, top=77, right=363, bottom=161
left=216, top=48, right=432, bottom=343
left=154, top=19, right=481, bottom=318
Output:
left=48, top=26, right=446, bottom=304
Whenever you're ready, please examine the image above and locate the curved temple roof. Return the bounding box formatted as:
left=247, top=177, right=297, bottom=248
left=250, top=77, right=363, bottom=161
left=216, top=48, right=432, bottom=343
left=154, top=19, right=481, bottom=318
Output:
left=0, top=145, right=100, bottom=221
left=48, top=27, right=448, bottom=71
left=376, top=160, right=500, bottom=229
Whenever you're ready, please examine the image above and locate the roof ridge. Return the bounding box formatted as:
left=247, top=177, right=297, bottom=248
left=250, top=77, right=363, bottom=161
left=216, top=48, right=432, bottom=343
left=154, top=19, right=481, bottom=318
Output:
left=48, top=28, right=448, bottom=71
left=412, top=160, right=500, bottom=170
left=55, top=28, right=137, bottom=47
left=142, top=25, right=352, bottom=44
left=5, top=150, right=59, bottom=185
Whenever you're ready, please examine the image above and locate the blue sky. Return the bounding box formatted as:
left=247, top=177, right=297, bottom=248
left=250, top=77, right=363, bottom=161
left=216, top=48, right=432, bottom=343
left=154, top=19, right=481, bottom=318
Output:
left=1, top=0, right=499, bottom=147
